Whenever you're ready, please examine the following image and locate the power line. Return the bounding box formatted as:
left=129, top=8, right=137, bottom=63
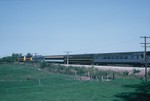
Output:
left=140, top=36, right=150, bottom=81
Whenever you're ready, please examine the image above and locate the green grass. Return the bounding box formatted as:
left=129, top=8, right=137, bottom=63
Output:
left=0, top=64, right=147, bottom=101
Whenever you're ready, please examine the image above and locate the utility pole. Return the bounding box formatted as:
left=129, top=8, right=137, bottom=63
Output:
left=33, top=53, right=38, bottom=63
left=64, top=51, right=71, bottom=68
left=140, top=36, right=150, bottom=81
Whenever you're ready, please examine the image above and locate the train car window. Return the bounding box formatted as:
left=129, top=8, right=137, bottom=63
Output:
left=124, top=56, right=128, bottom=59
left=131, top=56, right=134, bottom=59
left=141, top=54, right=144, bottom=58
left=120, top=56, right=123, bottom=59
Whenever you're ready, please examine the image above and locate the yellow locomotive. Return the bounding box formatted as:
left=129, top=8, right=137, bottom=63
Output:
left=18, top=56, right=32, bottom=62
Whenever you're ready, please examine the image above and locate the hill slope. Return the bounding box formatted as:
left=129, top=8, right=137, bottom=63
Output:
left=0, top=64, right=147, bottom=101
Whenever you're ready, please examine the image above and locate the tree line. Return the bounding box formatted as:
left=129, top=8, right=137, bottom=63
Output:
left=0, top=53, right=32, bottom=63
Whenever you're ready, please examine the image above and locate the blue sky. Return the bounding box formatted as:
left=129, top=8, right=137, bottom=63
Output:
left=0, top=0, right=150, bottom=57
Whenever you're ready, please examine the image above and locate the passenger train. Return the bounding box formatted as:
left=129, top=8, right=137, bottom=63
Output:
left=18, top=51, right=150, bottom=66
left=44, top=51, right=150, bottom=66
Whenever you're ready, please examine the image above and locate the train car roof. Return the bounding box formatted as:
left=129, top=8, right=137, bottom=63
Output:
left=44, top=51, right=150, bottom=57
left=93, top=51, right=150, bottom=55
left=44, top=55, right=64, bottom=58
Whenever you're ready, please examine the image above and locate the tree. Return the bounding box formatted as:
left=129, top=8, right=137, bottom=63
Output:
left=0, top=53, right=22, bottom=63
left=2, top=56, right=13, bottom=63
left=11, top=53, right=21, bottom=61
left=0, top=58, right=2, bottom=63
left=26, top=53, right=32, bottom=57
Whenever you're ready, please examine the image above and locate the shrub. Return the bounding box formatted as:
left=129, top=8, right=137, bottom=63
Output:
left=40, top=62, right=48, bottom=69
left=148, top=70, right=150, bottom=76
left=75, top=67, right=86, bottom=75
left=122, top=71, right=129, bottom=76
left=133, top=69, right=140, bottom=74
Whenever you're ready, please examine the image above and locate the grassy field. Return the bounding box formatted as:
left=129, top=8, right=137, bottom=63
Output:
left=0, top=64, right=149, bottom=101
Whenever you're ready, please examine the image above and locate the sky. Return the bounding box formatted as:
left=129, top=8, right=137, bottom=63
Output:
left=0, top=0, right=150, bottom=57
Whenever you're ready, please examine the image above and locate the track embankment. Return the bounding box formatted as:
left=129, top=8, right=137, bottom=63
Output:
left=61, top=64, right=150, bottom=76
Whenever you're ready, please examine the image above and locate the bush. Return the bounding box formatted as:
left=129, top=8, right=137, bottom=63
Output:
left=148, top=70, right=150, bottom=76
left=122, top=71, right=129, bottom=76
left=38, top=63, right=135, bottom=80
left=133, top=69, right=140, bottom=74
left=40, top=62, right=48, bottom=69
left=74, top=67, right=86, bottom=75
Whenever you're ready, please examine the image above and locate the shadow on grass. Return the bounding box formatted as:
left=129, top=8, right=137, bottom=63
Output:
left=114, top=81, right=150, bottom=101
